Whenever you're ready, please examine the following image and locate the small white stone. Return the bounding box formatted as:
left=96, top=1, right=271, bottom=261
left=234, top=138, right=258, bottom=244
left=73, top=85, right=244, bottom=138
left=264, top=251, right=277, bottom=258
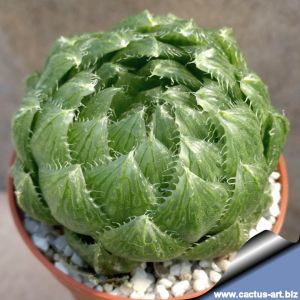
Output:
left=110, top=288, right=123, bottom=296
left=96, top=285, right=103, bottom=292
left=198, top=260, right=211, bottom=269
left=271, top=191, right=281, bottom=204
left=169, top=263, right=181, bottom=277
left=119, top=283, right=133, bottom=296
left=228, top=252, right=237, bottom=261
left=157, top=278, right=173, bottom=289
left=271, top=172, right=280, bottom=180
left=269, top=203, right=280, bottom=217
left=192, top=269, right=209, bottom=284
left=209, top=270, right=222, bottom=283
left=249, top=229, right=258, bottom=238
left=180, top=261, right=192, bottom=274
left=63, top=245, right=73, bottom=257
left=269, top=216, right=276, bottom=224
left=54, top=261, right=69, bottom=275
left=171, top=280, right=191, bottom=297
left=141, top=262, right=147, bottom=269
left=156, top=285, right=170, bottom=299
left=163, top=261, right=173, bottom=268
left=167, top=275, right=176, bottom=282
left=83, top=279, right=96, bottom=288
left=71, top=253, right=84, bottom=267
left=216, top=259, right=231, bottom=272
left=32, top=235, right=49, bottom=252
left=256, top=217, right=272, bottom=232
left=131, top=267, right=155, bottom=293
left=71, top=273, right=83, bottom=283
left=193, top=278, right=209, bottom=292
left=130, top=291, right=145, bottom=299
left=211, top=262, right=222, bottom=273
left=36, top=223, right=51, bottom=236
left=143, top=293, right=155, bottom=299
left=24, top=219, right=39, bottom=234
left=53, top=235, right=67, bottom=251
left=103, top=283, right=113, bottom=292
left=180, top=272, right=192, bottom=281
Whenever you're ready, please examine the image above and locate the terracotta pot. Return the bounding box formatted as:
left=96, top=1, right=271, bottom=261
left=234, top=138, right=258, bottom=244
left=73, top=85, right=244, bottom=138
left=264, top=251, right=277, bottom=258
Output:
left=7, top=154, right=288, bottom=300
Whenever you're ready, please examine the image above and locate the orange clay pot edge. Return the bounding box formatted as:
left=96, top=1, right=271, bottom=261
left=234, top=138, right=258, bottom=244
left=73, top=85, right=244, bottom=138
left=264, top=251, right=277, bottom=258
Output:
left=6, top=153, right=288, bottom=300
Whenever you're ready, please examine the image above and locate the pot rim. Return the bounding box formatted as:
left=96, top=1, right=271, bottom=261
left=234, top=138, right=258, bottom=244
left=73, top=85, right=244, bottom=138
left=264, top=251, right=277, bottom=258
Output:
left=6, top=153, right=288, bottom=300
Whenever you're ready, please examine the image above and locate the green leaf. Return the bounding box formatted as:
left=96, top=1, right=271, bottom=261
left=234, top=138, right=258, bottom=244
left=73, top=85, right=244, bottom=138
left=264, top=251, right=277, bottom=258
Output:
left=11, top=93, right=40, bottom=170
left=112, top=37, right=187, bottom=65
left=179, top=135, right=222, bottom=181
left=216, top=106, right=265, bottom=177
left=211, top=161, right=268, bottom=233
left=65, top=229, right=139, bottom=275
left=138, top=59, right=202, bottom=91
left=84, top=152, right=157, bottom=224
left=39, top=164, right=107, bottom=236
left=240, top=73, right=271, bottom=122
left=193, top=48, right=237, bottom=90
left=53, top=71, right=98, bottom=109
left=152, top=105, right=178, bottom=149
left=214, top=27, right=248, bottom=70
left=37, top=50, right=82, bottom=92
left=195, top=80, right=234, bottom=111
left=162, top=85, right=197, bottom=108
left=182, top=222, right=246, bottom=260
left=175, top=105, right=210, bottom=141
left=154, top=167, right=228, bottom=243
left=263, top=111, right=289, bottom=171
left=30, top=103, right=74, bottom=166
left=101, top=215, right=187, bottom=261
left=68, top=117, right=110, bottom=165
left=11, top=160, right=57, bottom=225
left=108, top=109, right=146, bottom=154
left=79, top=87, right=121, bottom=120
left=134, top=134, right=173, bottom=185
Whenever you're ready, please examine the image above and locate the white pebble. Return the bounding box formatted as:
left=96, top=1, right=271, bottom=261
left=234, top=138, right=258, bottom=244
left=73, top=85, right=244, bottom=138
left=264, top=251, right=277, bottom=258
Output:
left=192, top=269, right=209, bottom=284
left=130, top=291, right=145, bottom=299
left=271, top=172, right=280, bottom=180
left=269, top=203, right=280, bottom=217
left=193, top=278, right=209, bottom=292
left=63, top=245, right=73, bottom=257
left=171, top=280, right=191, bottom=297
left=32, top=235, right=49, bottom=252
left=96, top=285, right=103, bottom=292
left=216, top=259, right=231, bottom=272
left=163, top=261, right=172, bottom=268
left=143, top=293, right=155, bottom=299
left=131, top=267, right=155, bottom=293
left=180, top=261, right=192, bottom=274
left=271, top=191, right=281, bottom=204
left=54, top=261, right=69, bottom=275
left=157, top=278, right=173, bottom=288
left=53, top=236, right=67, bottom=251
left=209, top=270, right=222, bottom=283
left=198, top=260, right=211, bottom=269
left=211, top=262, right=222, bottom=272
left=167, top=275, right=176, bottom=282
left=103, top=283, right=113, bottom=292
left=249, top=229, right=258, bottom=238
left=269, top=216, right=276, bottom=224
left=256, top=217, right=272, bottom=232
left=119, top=283, right=133, bottom=296
left=83, top=279, right=96, bottom=288
left=24, top=219, right=39, bottom=234
left=156, top=285, right=170, bottom=299
left=169, top=263, right=181, bottom=277
left=36, top=223, right=51, bottom=236
left=71, top=253, right=84, bottom=267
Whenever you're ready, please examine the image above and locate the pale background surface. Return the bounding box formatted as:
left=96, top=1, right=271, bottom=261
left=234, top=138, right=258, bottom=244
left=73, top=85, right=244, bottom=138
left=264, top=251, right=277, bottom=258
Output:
left=0, top=1, right=299, bottom=299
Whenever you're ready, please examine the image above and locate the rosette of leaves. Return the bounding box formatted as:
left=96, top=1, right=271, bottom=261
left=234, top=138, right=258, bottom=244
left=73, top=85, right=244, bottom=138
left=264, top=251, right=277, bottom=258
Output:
left=11, top=11, right=289, bottom=275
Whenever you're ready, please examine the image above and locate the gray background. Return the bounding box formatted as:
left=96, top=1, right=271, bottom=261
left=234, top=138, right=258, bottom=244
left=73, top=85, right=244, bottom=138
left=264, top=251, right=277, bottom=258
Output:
left=0, top=0, right=299, bottom=239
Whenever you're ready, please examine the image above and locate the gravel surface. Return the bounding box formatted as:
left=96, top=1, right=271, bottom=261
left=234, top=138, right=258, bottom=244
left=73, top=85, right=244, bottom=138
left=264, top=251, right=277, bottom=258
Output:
left=23, top=172, right=281, bottom=299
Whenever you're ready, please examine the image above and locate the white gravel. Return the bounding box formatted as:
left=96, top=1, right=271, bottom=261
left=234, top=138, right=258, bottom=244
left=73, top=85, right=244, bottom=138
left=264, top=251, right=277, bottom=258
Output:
left=24, top=171, right=281, bottom=299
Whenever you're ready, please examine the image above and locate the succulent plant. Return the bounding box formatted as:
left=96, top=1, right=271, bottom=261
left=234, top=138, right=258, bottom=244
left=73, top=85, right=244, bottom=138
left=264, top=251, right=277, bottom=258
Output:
left=11, top=11, right=288, bottom=275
